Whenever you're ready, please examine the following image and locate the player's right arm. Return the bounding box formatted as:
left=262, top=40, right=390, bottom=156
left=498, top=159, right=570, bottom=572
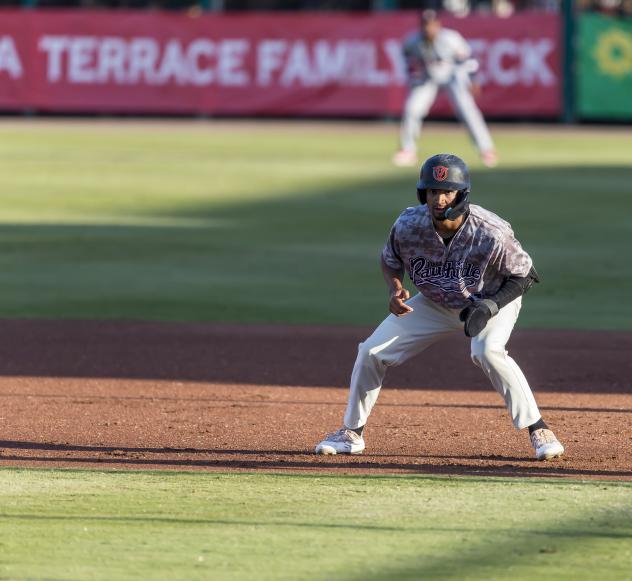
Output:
left=402, top=32, right=425, bottom=85
left=381, top=257, right=413, bottom=316
left=381, top=217, right=414, bottom=316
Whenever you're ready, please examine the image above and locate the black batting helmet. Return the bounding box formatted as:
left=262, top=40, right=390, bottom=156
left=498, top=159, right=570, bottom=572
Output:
left=416, top=153, right=471, bottom=221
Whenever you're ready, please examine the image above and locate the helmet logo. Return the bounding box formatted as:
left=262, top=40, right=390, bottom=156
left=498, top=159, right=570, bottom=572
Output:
left=433, top=165, right=449, bottom=181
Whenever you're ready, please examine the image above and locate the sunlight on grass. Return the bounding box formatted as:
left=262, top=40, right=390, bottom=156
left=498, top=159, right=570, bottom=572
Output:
left=0, top=121, right=630, bottom=328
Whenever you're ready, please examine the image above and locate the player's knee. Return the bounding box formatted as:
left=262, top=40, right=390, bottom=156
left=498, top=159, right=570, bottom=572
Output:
left=403, top=107, right=420, bottom=122
left=357, top=339, right=396, bottom=367
left=470, top=341, right=504, bottom=368
left=356, top=341, right=375, bottom=364
left=409, top=105, right=428, bottom=119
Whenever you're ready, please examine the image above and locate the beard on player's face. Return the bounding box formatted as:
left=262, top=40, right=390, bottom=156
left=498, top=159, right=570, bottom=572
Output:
left=427, top=189, right=458, bottom=220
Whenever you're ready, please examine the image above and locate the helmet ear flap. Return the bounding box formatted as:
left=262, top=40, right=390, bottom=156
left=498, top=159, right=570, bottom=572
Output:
left=417, top=188, right=427, bottom=205
left=443, top=189, right=470, bottom=221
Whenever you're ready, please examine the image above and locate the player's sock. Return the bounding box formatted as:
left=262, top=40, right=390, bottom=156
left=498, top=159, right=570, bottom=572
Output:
left=528, top=418, right=548, bottom=434
left=349, top=425, right=364, bottom=436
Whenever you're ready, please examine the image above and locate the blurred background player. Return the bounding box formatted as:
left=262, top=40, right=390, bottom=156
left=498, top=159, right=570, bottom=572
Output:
left=393, top=10, right=498, bottom=168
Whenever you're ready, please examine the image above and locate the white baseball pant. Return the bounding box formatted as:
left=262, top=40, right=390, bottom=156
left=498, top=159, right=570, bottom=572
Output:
left=343, top=293, right=542, bottom=431
left=400, top=79, right=495, bottom=154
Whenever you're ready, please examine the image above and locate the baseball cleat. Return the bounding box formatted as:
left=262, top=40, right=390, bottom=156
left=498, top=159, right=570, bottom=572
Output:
left=530, top=428, right=564, bottom=461
left=392, top=149, right=418, bottom=167
left=314, top=427, right=365, bottom=455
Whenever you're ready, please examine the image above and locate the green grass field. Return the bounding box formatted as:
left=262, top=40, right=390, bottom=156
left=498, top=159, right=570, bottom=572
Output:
left=0, top=121, right=630, bottom=328
left=1, top=120, right=631, bottom=579
left=1, top=469, right=631, bottom=580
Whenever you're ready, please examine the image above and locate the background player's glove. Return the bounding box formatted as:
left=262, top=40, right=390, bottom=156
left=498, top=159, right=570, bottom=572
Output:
left=459, top=299, right=499, bottom=337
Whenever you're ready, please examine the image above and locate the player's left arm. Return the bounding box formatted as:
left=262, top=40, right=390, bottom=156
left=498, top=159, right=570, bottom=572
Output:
left=460, top=234, right=539, bottom=337
left=448, top=29, right=472, bottom=60
left=450, top=30, right=481, bottom=95
left=460, top=268, right=539, bottom=337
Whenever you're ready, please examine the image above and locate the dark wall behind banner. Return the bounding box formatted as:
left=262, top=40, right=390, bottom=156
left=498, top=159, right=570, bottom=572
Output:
left=0, top=1, right=562, bottom=9
left=0, top=10, right=561, bottom=117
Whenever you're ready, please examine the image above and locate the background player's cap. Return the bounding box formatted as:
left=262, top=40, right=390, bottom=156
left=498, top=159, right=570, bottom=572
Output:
left=420, top=9, right=438, bottom=23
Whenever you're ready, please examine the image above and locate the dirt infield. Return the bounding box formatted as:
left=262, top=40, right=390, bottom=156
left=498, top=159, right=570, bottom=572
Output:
left=1, top=320, right=631, bottom=479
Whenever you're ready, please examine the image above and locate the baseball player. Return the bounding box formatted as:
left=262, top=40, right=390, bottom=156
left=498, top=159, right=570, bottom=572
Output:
left=315, top=153, right=564, bottom=461
left=392, top=10, right=498, bottom=168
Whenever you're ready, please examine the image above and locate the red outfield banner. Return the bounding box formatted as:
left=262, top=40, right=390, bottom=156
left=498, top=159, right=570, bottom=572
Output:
left=0, top=10, right=561, bottom=116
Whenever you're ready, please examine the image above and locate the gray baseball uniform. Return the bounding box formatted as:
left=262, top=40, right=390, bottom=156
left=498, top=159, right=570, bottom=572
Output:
left=383, top=204, right=532, bottom=307
left=399, top=28, right=495, bottom=155
left=343, top=204, right=541, bottom=432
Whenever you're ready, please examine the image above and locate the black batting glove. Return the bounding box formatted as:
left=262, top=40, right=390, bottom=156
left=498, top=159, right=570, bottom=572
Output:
left=459, top=299, right=499, bottom=337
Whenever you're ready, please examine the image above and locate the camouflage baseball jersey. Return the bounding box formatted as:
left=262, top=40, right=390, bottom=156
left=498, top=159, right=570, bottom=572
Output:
left=382, top=204, right=532, bottom=309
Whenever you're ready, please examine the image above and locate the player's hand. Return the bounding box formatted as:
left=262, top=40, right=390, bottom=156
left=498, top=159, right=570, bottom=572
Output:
left=389, top=288, right=413, bottom=317
left=469, top=82, right=481, bottom=98
left=459, top=300, right=497, bottom=337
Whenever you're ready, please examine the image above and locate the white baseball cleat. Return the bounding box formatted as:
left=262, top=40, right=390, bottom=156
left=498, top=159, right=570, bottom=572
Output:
left=315, top=427, right=365, bottom=455
left=530, top=428, right=565, bottom=461
left=392, top=149, right=418, bottom=167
